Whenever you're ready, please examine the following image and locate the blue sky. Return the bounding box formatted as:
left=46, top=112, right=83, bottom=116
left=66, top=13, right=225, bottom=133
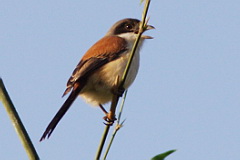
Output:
left=1, top=0, right=240, bottom=159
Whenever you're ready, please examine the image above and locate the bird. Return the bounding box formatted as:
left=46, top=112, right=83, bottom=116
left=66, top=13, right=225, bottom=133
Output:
left=40, top=18, right=154, bottom=141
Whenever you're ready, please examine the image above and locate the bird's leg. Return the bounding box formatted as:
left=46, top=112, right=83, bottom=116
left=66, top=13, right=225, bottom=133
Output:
left=99, top=104, right=108, bottom=115
left=99, top=104, right=116, bottom=124
left=112, top=86, right=125, bottom=97
left=111, top=79, right=125, bottom=98
left=100, top=76, right=123, bottom=125
left=110, top=75, right=125, bottom=97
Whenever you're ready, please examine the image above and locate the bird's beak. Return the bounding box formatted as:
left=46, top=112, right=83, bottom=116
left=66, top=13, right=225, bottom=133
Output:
left=142, top=24, right=155, bottom=39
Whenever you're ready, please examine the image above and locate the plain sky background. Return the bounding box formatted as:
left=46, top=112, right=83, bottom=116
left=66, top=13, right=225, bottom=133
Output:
left=1, top=0, right=240, bottom=160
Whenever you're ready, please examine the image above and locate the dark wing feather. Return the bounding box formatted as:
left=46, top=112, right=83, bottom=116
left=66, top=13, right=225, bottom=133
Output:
left=62, top=56, right=108, bottom=97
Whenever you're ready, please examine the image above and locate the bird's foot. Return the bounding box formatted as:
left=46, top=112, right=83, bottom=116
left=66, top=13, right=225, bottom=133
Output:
left=103, top=113, right=117, bottom=126
left=99, top=104, right=117, bottom=125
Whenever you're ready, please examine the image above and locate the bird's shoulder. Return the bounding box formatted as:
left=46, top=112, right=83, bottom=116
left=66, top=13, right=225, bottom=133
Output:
left=82, top=35, right=128, bottom=60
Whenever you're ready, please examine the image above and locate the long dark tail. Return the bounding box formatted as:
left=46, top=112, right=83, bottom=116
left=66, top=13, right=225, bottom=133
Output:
left=40, top=85, right=82, bottom=141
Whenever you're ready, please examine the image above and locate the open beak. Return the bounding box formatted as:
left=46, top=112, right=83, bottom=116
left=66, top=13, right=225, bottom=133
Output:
left=142, top=24, right=155, bottom=39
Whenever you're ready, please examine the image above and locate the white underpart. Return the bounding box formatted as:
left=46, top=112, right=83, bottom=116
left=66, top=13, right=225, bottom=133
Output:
left=80, top=33, right=145, bottom=106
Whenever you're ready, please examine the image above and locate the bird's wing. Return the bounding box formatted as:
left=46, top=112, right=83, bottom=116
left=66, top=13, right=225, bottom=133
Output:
left=62, top=36, right=128, bottom=96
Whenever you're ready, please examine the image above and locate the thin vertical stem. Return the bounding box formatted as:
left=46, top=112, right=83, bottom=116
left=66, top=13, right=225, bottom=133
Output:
left=95, top=0, right=152, bottom=159
left=95, top=125, right=110, bottom=160
left=103, top=90, right=128, bottom=160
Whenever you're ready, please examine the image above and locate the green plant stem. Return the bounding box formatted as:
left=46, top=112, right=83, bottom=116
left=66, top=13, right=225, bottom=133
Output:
left=102, top=126, right=118, bottom=160
left=95, top=125, right=110, bottom=160
left=116, top=90, right=128, bottom=124
left=95, top=0, right=151, bottom=159
left=95, top=76, right=121, bottom=160
left=0, top=78, right=40, bottom=160
left=120, top=0, right=151, bottom=86
left=103, top=90, right=128, bottom=160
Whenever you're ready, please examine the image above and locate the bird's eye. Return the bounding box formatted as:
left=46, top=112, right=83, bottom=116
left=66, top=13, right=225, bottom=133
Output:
left=125, top=24, right=133, bottom=30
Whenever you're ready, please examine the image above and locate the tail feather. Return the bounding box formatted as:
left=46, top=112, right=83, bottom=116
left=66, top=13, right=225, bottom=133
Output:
left=40, top=85, right=82, bottom=141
